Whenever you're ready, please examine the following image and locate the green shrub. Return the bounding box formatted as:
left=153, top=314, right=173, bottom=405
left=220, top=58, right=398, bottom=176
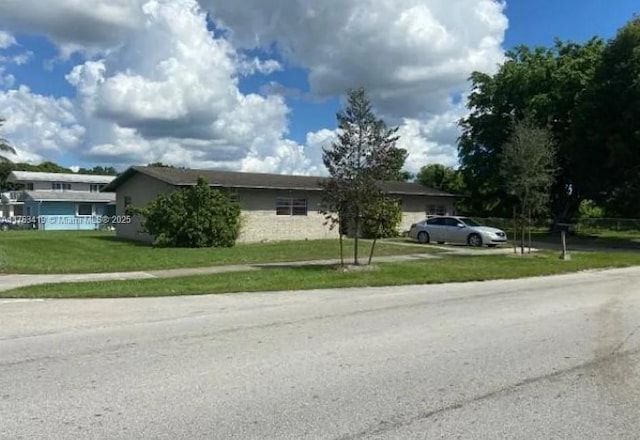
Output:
left=361, top=197, right=403, bottom=239
left=131, top=176, right=241, bottom=248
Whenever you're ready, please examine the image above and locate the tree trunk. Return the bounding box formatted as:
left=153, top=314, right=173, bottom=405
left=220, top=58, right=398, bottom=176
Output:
left=512, top=206, right=517, bottom=254
left=528, top=207, right=532, bottom=254
left=367, top=220, right=383, bottom=265
left=353, top=211, right=360, bottom=265
left=520, top=208, right=525, bottom=255
left=339, top=230, right=344, bottom=267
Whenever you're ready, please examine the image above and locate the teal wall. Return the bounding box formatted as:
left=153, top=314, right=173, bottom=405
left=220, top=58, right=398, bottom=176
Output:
left=22, top=201, right=113, bottom=231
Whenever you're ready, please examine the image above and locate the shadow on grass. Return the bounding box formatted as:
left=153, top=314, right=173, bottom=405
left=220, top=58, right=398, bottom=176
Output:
left=530, top=231, right=640, bottom=250
left=251, top=261, right=399, bottom=273
left=88, top=235, right=155, bottom=248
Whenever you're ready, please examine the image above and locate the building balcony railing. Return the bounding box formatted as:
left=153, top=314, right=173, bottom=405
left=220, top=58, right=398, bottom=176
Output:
left=1, top=191, right=25, bottom=203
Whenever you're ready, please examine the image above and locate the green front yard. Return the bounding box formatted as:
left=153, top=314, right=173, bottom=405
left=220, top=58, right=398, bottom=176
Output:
left=4, top=251, right=640, bottom=298
left=0, top=230, right=439, bottom=274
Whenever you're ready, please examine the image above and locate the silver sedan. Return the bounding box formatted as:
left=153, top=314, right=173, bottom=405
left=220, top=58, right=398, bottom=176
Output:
left=409, top=216, right=507, bottom=247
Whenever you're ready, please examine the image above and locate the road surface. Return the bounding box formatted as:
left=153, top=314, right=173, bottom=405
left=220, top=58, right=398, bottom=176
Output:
left=2, top=267, right=640, bottom=439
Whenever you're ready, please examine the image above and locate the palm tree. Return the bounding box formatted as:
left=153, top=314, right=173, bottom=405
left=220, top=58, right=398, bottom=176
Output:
left=0, top=118, right=16, bottom=162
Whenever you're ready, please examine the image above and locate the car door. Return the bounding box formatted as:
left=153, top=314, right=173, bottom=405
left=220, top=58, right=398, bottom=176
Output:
left=438, top=217, right=456, bottom=243
left=444, top=217, right=467, bottom=243
left=424, top=217, right=445, bottom=241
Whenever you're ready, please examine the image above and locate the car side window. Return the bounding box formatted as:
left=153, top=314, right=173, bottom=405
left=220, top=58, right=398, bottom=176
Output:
left=444, top=218, right=459, bottom=227
left=427, top=217, right=444, bottom=226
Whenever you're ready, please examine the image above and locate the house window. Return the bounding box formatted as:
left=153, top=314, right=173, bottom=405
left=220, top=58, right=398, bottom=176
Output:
left=77, top=203, right=93, bottom=216
left=26, top=183, right=34, bottom=191
left=90, top=184, right=102, bottom=192
left=52, top=182, right=71, bottom=191
left=292, top=198, right=307, bottom=216
left=275, top=197, right=308, bottom=216
left=426, top=204, right=447, bottom=216
left=226, top=189, right=239, bottom=204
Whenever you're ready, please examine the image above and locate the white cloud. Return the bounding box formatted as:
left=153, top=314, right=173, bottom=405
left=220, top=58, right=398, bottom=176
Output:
left=237, top=57, right=283, bottom=76
left=59, top=0, right=310, bottom=173
left=0, top=30, right=16, bottom=49
left=197, top=0, right=508, bottom=170
left=202, top=0, right=507, bottom=119
left=0, top=0, right=145, bottom=56
left=0, top=86, right=85, bottom=161
left=0, top=0, right=509, bottom=173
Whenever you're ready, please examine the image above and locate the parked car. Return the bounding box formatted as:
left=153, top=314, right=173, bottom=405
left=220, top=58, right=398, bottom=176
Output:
left=409, top=216, right=507, bottom=247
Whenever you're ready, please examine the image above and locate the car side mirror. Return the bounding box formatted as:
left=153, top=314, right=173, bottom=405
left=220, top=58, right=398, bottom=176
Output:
left=457, top=223, right=465, bottom=228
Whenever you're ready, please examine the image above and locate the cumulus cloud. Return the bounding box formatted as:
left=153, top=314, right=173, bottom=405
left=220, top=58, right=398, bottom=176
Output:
left=0, top=30, right=16, bottom=49
left=59, top=0, right=311, bottom=172
left=203, top=0, right=507, bottom=119
left=0, top=0, right=145, bottom=56
left=198, top=0, right=508, bottom=170
left=0, top=86, right=85, bottom=161
left=0, top=0, right=509, bottom=173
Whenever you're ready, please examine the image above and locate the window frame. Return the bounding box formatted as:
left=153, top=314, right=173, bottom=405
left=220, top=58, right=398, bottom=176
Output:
left=275, top=197, right=308, bottom=216
left=77, top=203, right=93, bottom=216
left=52, top=182, right=71, bottom=191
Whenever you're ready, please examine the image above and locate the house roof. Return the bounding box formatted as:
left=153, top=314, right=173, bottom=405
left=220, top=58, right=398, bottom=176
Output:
left=21, top=190, right=116, bottom=203
left=102, top=166, right=457, bottom=197
left=9, top=171, right=116, bottom=184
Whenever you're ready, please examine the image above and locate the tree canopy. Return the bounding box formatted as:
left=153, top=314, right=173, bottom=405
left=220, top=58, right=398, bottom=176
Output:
left=321, top=87, right=406, bottom=265
left=458, top=37, right=606, bottom=220
left=458, top=15, right=640, bottom=220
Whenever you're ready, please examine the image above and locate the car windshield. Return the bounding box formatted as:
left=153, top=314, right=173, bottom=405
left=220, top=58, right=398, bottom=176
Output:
left=459, top=217, right=481, bottom=227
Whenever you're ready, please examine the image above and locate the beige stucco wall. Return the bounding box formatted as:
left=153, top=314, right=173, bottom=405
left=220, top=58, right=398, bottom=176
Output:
left=398, top=196, right=456, bottom=233
left=112, top=173, right=174, bottom=242
left=234, top=188, right=337, bottom=243
left=111, top=173, right=456, bottom=243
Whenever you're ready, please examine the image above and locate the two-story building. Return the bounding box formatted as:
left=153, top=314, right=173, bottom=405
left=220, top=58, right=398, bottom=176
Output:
left=1, top=171, right=116, bottom=230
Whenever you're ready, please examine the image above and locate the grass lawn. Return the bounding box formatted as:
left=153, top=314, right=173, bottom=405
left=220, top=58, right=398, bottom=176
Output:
left=4, top=251, right=640, bottom=298
left=0, top=230, right=441, bottom=274
left=531, top=230, right=640, bottom=249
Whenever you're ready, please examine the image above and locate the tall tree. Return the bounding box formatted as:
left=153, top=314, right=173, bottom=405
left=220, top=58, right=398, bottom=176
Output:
left=500, top=117, right=556, bottom=253
left=416, top=164, right=464, bottom=193
left=458, top=38, right=605, bottom=221
left=574, top=17, right=640, bottom=216
left=321, top=87, right=403, bottom=265
left=384, top=147, right=411, bottom=181
left=0, top=118, right=16, bottom=163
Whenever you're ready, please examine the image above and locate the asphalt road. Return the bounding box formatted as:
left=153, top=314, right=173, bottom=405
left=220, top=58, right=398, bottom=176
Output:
left=2, top=267, right=640, bottom=439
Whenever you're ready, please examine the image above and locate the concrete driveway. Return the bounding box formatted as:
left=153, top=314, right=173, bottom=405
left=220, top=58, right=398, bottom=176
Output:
left=2, top=267, right=640, bottom=439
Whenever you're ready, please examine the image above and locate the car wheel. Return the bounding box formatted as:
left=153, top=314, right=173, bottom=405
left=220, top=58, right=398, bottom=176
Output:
left=468, top=233, right=482, bottom=247
left=417, top=231, right=430, bottom=244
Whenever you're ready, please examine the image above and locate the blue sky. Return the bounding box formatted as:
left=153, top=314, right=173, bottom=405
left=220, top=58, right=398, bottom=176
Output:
left=0, top=0, right=637, bottom=174
left=504, top=0, right=638, bottom=48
